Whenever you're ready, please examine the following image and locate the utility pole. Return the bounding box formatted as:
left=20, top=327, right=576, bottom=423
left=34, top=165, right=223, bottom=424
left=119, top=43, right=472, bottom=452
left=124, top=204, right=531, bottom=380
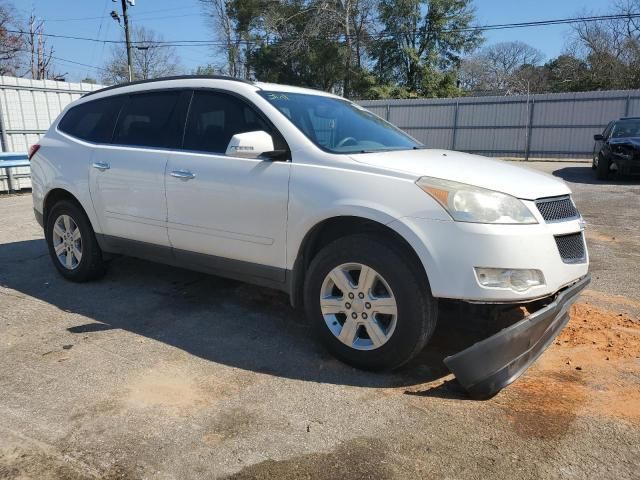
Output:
left=121, top=0, right=134, bottom=82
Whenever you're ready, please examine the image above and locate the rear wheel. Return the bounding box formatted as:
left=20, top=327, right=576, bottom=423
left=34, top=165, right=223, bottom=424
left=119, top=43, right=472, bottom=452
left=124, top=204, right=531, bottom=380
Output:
left=46, top=200, right=105, bottom=282
left=304, top=234, right=437, bottom=371
left=596, top=155, right=610, bottom=180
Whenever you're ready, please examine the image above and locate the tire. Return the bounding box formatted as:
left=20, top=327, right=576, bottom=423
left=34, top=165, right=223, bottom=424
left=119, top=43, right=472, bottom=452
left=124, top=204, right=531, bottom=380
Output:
left=303, top=234, right=437, bottom=371
left=591, top=158, right=597, bottom=170
left=596, top=155, right=610, bottom=180
left=45, top=199, right=105, bottom=282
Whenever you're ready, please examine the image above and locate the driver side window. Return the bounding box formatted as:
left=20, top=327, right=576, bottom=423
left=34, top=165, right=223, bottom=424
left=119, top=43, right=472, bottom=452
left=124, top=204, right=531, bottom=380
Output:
left=183, top=91, right=285, bottom=154
left=602, top=121, right=614, bottom=139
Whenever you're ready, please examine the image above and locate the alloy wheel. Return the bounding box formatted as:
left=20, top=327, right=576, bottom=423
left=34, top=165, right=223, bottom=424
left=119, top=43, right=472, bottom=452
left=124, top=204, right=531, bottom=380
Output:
left=320, top=263, right=398, bottom=350
left=52, top=214, right=82, bottom=270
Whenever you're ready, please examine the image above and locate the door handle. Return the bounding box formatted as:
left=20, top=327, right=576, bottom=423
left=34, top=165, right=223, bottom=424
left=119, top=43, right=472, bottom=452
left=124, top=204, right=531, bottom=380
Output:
left=92, top=162, right=110, bottom=171
left=170, top=170, right=195, bottom=180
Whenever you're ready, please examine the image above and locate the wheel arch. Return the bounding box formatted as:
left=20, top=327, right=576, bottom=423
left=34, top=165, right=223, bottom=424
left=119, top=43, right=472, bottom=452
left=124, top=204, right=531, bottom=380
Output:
left=43, top=188, right=93, bottom=235
left=289, top=215, right=431, bottom=309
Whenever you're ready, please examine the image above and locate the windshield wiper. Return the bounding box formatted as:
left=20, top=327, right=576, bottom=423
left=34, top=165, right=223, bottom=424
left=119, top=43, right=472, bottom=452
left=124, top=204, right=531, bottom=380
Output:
left=348, top=146, right=423, bottom=154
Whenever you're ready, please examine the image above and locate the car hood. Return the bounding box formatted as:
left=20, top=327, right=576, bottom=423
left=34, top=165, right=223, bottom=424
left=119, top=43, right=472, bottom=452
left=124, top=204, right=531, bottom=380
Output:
left=350, top=149, right=570, bottom=200
left=609, top=137, right=640, bottom=148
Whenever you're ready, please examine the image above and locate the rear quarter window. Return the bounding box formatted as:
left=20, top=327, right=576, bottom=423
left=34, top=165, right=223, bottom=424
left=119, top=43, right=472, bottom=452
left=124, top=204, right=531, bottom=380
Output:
left=58, top=96, right=124, bottom=143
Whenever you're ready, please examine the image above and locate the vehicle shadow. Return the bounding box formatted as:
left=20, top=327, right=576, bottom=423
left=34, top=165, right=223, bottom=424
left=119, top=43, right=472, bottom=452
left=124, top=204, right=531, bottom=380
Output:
left=552, top=165, right=640, bottom=185
left=0, top=239, right=490, bottom=396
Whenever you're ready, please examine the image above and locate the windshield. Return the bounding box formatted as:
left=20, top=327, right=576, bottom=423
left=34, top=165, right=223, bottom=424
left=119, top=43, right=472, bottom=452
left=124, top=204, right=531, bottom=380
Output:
left=259, top=91, right=421, bottom=153
left=611, top=120, right=640, bottom=138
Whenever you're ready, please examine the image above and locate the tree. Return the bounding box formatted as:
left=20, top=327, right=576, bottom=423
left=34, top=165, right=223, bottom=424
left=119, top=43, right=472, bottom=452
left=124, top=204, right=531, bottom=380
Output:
left=193, top=64, right=219, bottom=75
left=197, top=0, right=482, bottom=98
left=457, top=55, right=487, bottom=92
left=0, top=1, right=24, bottom=76
left=200, top=0, right=245, bottom=77
left=102, top=26, right=182, bottom=84
left=509, top=64, right=549, bottom=94
left=306, top=0, right=378, bottom=96
left=26, top=15, right=55, bottom=80
left=544, top=55, right=594, bottom=92
left=481, top=42, right=544, bottom=91
left=459, top=41, right=545, bottom=94
left=569, top=0, right=640, bottom=89
left=227, top=1, right=358, bottom=92
left=371, top=0, right=482, bottom=97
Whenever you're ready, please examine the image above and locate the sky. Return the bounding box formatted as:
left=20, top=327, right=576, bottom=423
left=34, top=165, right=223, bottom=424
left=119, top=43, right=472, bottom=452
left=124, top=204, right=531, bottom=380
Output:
left=18, top=0, right=614, bottom=83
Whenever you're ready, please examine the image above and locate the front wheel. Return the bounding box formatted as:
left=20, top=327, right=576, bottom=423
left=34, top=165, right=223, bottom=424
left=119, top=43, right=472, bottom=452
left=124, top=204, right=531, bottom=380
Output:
left=596, top=155, right=610, bottom=180
left=304, top=234, right=437, bottom=371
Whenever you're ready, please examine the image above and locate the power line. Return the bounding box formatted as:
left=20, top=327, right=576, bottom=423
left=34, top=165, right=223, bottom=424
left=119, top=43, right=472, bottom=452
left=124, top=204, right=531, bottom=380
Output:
left=7, top=13, right=640, bottom=48
left=442, top=13, right=640, bottom=33
left=50, top=56, right=109, bottom=73
left=87, top=0, right=110, bottom=73
left=127, top=12, right=202, bottom=22
left=42, top=6, right=200, bottom=22
left=4, top=29, right=240, bottom=46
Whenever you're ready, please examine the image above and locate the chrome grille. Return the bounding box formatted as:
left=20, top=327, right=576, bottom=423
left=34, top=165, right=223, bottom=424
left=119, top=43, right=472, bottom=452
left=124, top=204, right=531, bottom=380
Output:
left=555, top=233, right=586, bottom=263
left=535, top=196, right=579, bottom=222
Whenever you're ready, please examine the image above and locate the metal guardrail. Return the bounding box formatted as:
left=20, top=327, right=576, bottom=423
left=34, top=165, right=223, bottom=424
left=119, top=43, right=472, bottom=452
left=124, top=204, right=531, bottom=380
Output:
left=0, top=153, right=30, bottom=193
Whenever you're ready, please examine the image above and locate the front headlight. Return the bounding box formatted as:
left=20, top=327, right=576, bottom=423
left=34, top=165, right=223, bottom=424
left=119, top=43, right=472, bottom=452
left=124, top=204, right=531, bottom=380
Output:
left=416, top=177, right=537, bottom=224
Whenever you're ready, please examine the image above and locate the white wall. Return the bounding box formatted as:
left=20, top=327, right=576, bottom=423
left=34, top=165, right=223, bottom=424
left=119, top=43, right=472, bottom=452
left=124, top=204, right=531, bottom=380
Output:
left=0, top=76, right=105, bottom=152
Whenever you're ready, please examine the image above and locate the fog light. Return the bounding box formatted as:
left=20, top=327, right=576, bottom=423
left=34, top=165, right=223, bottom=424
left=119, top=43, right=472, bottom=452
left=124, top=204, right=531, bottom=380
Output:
left=475, top=268, right=545, bottom=292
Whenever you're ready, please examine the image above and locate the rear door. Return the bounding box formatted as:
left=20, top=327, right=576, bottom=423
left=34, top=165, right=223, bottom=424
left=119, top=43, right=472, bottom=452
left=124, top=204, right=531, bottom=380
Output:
left=165, top=90, right=291, bottom=281
left=89, top=90, right=190, bottom=247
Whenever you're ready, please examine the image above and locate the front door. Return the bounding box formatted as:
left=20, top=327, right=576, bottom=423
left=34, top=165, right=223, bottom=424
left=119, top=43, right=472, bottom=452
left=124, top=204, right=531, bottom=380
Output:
left=594, top=121, right=614, bottom=163
left=165, top=91, right=290, bottom=282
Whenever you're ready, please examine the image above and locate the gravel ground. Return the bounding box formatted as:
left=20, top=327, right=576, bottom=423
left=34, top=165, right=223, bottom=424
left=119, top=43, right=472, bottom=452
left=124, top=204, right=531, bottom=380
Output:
left=0, top=162, right=638, bottom=479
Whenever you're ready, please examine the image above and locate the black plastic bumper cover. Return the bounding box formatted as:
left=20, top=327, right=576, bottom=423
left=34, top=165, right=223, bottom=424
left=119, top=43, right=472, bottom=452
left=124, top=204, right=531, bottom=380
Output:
left=444, top=274, right=591, bottom=400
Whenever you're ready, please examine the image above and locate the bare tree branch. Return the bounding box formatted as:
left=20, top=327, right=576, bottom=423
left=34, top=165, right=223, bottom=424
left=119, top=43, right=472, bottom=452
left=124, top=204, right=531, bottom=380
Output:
left=0, top=1, right=24, bottom=76
left=459, top=41, right=544, bottom=93
left=102, top=26, right=182, bottom=84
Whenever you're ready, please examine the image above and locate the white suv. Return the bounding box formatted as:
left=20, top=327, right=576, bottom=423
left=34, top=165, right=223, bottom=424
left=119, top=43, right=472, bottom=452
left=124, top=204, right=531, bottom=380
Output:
left=30, top=76, right=590, bottom=398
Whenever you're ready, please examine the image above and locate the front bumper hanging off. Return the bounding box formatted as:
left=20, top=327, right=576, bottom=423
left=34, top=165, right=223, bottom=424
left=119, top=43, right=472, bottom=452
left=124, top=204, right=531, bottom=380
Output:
left=444, top=274, right=591, bottom=399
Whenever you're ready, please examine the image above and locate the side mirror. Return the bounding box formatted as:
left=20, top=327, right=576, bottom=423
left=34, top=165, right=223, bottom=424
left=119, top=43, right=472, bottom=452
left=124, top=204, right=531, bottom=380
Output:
left=225, top=131, right=274, bottom=159
left=594, top=134, right=604, bottom=141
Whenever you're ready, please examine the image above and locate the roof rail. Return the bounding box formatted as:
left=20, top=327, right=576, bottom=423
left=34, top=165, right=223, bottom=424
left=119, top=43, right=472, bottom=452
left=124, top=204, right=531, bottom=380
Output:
left=83, top=75, right=254, bottom=97
left=621, top=116, right=640, bottom=120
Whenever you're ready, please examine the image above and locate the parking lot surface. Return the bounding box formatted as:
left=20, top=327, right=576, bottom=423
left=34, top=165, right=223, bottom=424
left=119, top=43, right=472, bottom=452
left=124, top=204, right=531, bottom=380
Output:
left=0, top=162, right=638, bottom=479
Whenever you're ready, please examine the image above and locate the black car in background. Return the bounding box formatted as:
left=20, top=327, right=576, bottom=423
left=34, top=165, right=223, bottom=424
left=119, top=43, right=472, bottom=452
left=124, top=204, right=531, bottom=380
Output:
left=593, top=117, right=640, bottom=179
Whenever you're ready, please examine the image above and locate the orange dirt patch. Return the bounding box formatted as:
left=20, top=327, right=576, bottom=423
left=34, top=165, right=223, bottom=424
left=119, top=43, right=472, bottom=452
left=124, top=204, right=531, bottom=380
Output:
left=499, top=371, right=586, bottom=439
left=585, top=230, right=617, bottom=243
left=558, top=303, right=640, bottom=360
left=498, top=302, right=640, bottom=437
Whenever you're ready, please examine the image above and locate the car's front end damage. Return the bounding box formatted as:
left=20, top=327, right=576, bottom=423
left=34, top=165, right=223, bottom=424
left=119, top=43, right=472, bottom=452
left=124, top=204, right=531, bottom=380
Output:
left=356, top=148, right=590, bottom=398
left=391, top=189, right=590, bottom=399
left=444, top=274, right=590, bottom=399
left=609, top=137, right=640, bottom=175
